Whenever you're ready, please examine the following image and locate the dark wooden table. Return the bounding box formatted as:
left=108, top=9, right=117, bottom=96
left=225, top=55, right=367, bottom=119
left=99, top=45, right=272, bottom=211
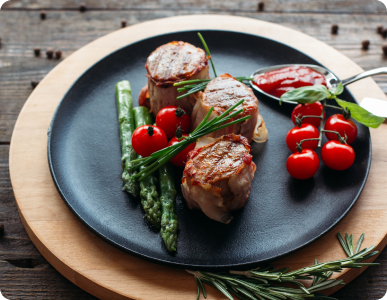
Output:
left=1, top=1, right=387, bottom=299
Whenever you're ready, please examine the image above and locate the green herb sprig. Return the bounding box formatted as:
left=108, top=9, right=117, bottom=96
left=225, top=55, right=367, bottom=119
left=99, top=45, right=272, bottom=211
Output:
left=129, top=99, right=250, bottom=181
left=174, top=77, right=253, bottom=100
left=198, top=32, right=217, bottom=78
left=174, top=33, right=252, bottom=99
left=187, top=233, right=379, bottom=300
left=280, top=83, right=385, bottom=128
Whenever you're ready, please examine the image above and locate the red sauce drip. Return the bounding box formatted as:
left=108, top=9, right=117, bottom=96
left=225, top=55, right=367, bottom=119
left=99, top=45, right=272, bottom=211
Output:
left=253, top=66, right=327, bottom=98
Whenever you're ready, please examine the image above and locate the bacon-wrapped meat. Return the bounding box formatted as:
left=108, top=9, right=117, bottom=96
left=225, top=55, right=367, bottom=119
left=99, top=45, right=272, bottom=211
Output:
left=181, top=134, right=256, bottom=224
left=142, top=41, right=210, bottom=115
left=191, top=73, right=268, bottom=143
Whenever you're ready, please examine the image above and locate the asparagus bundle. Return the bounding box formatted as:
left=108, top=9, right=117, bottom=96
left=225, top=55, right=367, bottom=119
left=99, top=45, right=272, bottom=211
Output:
left=115, top=81, right=139, bottom=197
left=133, top=106, right=162, bottom=228
left=159, top=163, right=179, bottom=252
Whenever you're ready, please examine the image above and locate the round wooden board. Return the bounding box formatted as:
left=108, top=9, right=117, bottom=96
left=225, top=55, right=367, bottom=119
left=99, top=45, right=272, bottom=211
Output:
left=9, top=15, right=387, bottom=300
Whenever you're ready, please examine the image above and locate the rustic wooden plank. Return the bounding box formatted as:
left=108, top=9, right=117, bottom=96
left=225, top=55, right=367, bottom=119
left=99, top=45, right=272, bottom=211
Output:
left=334, top=259, right=387, bottom=299
left=1, top=10, right=387, bottom=143
left=7, top=14, right=387, bottom=300
left=0, top=145, right=385, bottom=300
left=0, top=8, right=387, bottom=300
left=0, top=266, right=97, bottom=300
left=3, top=0, right=387, bottom=14
left=0, top=145, right=96, bottom=299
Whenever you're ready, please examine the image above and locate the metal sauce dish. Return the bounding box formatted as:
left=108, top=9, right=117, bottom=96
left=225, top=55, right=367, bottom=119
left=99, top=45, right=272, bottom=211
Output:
left=250, top=65, right=387, bottom=108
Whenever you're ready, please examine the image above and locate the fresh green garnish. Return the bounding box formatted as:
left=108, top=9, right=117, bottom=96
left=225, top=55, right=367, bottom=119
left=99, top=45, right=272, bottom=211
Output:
left=335, top=98, right=385, bottom=128
left=130, top=99, right=250, bottom=181
left=174, top=33, right=252, bottom=99
left=175, top=76, right=253, bottom=99
left=280, top=83, right=385, bottom=128
left=188, top=233, right=379, bottom=300
left=280, top=84, right=330, bottom=104
left=198, top=32, right=217, bottom=77
left=330, top=82, right=344, bottom=96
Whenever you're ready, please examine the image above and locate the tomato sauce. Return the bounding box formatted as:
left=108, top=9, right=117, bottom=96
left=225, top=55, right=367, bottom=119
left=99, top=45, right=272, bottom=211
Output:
left=253, top=66, right=327, bottom=98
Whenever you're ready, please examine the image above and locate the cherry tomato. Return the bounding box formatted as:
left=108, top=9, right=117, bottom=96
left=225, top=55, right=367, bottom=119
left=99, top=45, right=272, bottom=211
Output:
left=291, top=101, right=324, bottom=128
left=324, top=114, right=358, bottom=144
left=132, top=125, right=167, bottom=157
left=286, top=124, right=319, bottom=153
left=168, top=135, right=196, bottom=167
left=156, top=106, right=191, bottom=138
left=321, top=140, right=355, bottom=171
left=286, top=149, right=320, bottom=180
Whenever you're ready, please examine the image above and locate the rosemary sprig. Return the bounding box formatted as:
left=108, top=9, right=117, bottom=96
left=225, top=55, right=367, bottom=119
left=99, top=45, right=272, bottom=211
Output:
left=187, top=233, right=379, bottom=300
left=129, top=99, right=250, bottom=181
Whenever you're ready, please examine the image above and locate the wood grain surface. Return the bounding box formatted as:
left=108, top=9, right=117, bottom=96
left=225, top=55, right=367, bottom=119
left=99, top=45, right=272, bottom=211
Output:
left=3, top=0, right=387, bottom=13
left=7, top=14, right=387, bottom=300
left=1, top=1, right=387, bottom=300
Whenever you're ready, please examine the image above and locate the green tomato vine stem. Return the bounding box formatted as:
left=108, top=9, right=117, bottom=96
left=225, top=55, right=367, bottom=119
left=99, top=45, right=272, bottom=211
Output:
left=324, top=104, right=343, bottom=111
left=298, top=100, right=348, bottom=150
left=296, top=138, right=320, bottom=153
left=321, top=129, right=348, bottom=144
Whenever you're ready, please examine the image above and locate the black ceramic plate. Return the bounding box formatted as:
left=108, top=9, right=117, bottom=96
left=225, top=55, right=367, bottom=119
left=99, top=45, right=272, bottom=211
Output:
left=48, top=30, right=371, bottom=269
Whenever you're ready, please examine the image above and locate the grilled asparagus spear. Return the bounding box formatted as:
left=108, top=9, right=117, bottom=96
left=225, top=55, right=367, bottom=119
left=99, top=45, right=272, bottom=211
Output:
left=133, top=106, right=161, bottom=228
left=115, top=80, right=139, bottom=197
left=158, top=163, right=179, bottom=252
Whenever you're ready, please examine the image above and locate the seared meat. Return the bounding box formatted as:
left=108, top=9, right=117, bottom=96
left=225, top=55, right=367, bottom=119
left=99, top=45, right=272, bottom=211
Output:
left=144, top=41, right=210, bottom=115
left=191, top=74, right=268, bottom=143
left=181, top=134, right=256, bottom=224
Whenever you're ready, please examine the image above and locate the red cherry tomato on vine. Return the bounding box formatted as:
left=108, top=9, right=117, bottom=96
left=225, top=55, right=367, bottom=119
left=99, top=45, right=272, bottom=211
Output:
left=132, top=125, right=167, bottom=157
left=291, top=101, right=324, bottom=128
left=168, top=135, right=196, bottom=167
left=286, top=149, right=320, bottom=180
left=321, top=140, right=355, bottom=171
left=156, top=106, right=191, bottom=138
left=324, top=114, right=357, bottom=145
left=286, top=124, right=320, bottom=153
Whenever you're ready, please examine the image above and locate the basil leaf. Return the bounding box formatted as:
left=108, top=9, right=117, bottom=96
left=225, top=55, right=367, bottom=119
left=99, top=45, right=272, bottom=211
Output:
left=335, top=98, right=385, bottom=128
left=280, top=85, right=330, bottom=104
left=330, top=83, right=344, bottom=96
